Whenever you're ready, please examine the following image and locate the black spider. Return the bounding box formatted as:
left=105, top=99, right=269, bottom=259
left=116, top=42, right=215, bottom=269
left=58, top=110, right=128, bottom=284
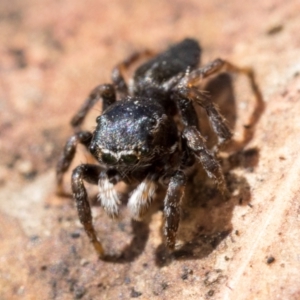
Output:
left=56, top=38, right=254, bottom=258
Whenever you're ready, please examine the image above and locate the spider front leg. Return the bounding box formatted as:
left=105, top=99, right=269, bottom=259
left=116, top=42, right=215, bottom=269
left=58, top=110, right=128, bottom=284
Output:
left=56, top=131, right=93, bottom=195
left=72, top=164, right=105, bottom=257
left=71, top=84, right=116, bottom=128
left=183, top=126, right=229, bottom=197
left=164, top=171, right=186, bottom=250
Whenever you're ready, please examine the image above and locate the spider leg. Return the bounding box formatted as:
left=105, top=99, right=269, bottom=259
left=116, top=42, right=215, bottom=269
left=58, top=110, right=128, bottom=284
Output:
left=111, top=50, right=153, bottom=96
left=127, top=176, right=157, bottom=220
left=182, top=126, right=228, bottom=197
left=183, top=58, right=254, bottom=87
left=173, top=93, right=199, bottom=128
left=72, top=164, right=105, bottom=258
left=56, top=131, right=93, bottom=195
left=176, top=86, right=232, bottom=147
left=71, top=84, right=116, bottom=128
left=164, top=171, right=186, bottom=250
left=176, top=58, right=261, bottom=147
left=176, top=96, right=228, bottom=194
left=184, top=58, right=263, bottom=150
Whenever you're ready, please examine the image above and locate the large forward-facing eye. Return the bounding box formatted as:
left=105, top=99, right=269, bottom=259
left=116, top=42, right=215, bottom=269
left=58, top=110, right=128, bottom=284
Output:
left=102, top=153, right=117, bottom=164
left=121, top=154, right=138, bottom=165
left=140, top=146, right=150, bottom=156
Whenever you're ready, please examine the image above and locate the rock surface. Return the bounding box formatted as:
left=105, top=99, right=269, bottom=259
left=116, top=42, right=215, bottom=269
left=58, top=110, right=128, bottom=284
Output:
left=1, top=0, right=300, bottom=299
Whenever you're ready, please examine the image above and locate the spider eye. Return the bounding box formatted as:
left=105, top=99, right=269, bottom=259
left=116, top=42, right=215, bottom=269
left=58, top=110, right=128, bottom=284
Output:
left=102, top=153, right=117, bottom=164
left=121, top=154, right=138, bottom=165
left=140, top=146, right=150, bottom=155
left=149, top=117, right=158, bottom=128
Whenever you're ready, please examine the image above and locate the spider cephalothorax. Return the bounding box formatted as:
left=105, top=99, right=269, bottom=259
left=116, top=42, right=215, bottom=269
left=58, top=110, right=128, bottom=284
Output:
left=57, top=38, right=254, bottom=258
left=90, top=97, right=178, bottom=168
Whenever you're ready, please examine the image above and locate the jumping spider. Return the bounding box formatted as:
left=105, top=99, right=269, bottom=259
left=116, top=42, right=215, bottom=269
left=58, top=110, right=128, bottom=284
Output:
left=57, top=38, right=255, bottom=258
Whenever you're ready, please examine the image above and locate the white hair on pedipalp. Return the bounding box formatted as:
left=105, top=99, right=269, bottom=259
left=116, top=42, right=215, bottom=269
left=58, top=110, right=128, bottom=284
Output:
left=128, top=177, right=157, bottom=219
left=98, top=176, right=120, bottom=218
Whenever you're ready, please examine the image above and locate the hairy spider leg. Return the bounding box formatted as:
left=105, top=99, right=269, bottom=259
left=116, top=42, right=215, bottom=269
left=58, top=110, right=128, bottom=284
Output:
left=111, top=50, right=154, bottom=96
left=174, top=95, right=200, bottom=129
left=56, top=131, right=93, bottom=195
left=163, top=171, right=186, bottom=250
left=72, top=164, right=105, bottom=258
left=71, top=84, right=116, bottom=128
left=182, top=126, right=229, bottom=198
left=178, top=86, right=232, bottom=146
left=179, top=58, right=262, bottom=147
left=184, top=58, right=254, bottom=87
left=176, top=94, right=229, bottom=197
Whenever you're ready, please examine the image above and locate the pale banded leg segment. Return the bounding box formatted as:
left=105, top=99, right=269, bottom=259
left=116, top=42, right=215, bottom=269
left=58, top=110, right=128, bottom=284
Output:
left=164, top=171, right=186, bottom=250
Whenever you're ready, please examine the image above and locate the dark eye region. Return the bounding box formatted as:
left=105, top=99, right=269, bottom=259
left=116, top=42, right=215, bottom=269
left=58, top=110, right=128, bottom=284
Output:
left=121, top=154, right=138, bottom=164
left=101, top=153, right=117, bottom=164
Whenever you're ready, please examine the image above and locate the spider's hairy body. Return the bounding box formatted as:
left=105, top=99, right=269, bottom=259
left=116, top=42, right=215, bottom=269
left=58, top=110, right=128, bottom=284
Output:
left=56, top=38, right=251, bottom=258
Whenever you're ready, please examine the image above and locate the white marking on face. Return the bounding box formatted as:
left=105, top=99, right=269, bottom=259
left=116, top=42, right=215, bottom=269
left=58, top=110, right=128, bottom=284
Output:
left=99, top=148, right=138, bottom=161
left=119, top=150, right=137, bottom=157
left=98, top=176, right=120, bottom=218
left=128, top=178, right=157, bottom=219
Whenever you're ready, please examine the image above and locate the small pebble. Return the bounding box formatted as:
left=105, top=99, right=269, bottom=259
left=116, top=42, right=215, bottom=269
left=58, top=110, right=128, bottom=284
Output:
left=16, top=160, right=34, bottom=175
